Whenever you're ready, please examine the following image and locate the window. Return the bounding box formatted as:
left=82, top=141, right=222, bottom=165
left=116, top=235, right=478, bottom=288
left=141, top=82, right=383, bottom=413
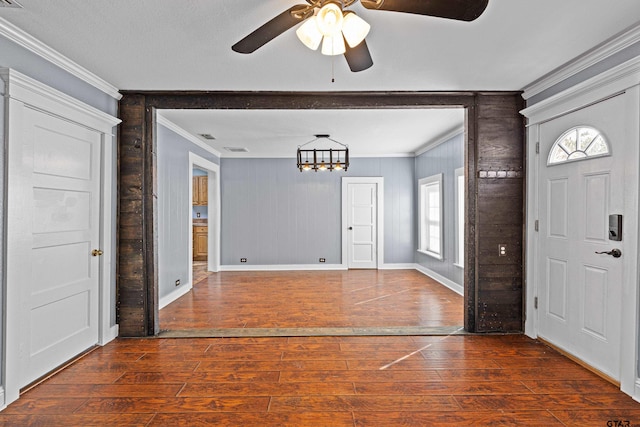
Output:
left=418, top=174, right=443, bottom=259
left=548, top=126, right=610, bottom=165
left=454, top=167, right=464, bottom=268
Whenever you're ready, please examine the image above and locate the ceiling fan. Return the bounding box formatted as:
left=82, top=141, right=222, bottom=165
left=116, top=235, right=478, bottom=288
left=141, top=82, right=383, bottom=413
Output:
left=232, top=0, right=489, bottom=72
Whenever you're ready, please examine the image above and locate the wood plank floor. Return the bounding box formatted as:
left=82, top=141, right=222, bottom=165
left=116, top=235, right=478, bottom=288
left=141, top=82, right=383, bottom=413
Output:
left=160, top=269, right=463, bottom=331
left=3, top=335, right=640, bottom=426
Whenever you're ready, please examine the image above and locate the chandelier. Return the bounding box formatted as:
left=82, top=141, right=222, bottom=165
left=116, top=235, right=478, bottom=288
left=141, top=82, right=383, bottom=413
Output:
left=297, top=134, right=350, bottom=172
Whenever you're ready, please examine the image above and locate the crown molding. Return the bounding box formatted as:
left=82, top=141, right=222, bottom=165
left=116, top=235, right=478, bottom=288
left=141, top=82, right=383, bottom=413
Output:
left=522, top=23, right=640, bottom=100
left=1, top=67, right=120, bottom=131
left=521, top=54, right=640, bottom=123
left=156, top=114, right=222, bottom=158
left=414, top=125, right=464, bottom=156
left=0, top=16, right=121, bottom=100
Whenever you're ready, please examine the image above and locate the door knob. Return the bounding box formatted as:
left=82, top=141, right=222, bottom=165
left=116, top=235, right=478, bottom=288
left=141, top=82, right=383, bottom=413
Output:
left=348, top=227, right=353, bottom=230
left=92, top=249, right=104, bottom=257
left=595, top=248, right=622, bottom=258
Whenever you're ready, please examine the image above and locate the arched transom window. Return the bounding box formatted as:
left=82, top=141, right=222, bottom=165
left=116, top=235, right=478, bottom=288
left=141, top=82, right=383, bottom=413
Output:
left=547, top=126, right=610, bottom=165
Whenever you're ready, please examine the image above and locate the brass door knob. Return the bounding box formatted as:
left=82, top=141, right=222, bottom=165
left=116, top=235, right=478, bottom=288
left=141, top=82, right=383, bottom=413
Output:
left=92, top=249, right=104, bottom=257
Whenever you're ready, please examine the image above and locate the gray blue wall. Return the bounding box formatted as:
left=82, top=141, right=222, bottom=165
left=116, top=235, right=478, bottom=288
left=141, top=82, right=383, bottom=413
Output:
left=414, top=133, right=464, bottom=285
left=220, top=157, right=415, bottom=266
left=156, top=124, right=219, bottom=300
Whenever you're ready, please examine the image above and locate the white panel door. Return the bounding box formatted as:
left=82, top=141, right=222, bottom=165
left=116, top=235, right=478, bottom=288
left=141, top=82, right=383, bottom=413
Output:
left=538, top=95, right=625, bottom=380
left=17, top=108, right=101, bottom=386
left=347, top=183, right=377, bottom=269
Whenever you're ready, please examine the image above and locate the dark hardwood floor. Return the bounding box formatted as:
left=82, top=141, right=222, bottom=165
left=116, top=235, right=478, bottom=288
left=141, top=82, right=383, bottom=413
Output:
left=3, top=270, right=639, bottom=425
left=160, top=269, right=463, bottom=331
left=3, top=335, right=639, bottom=425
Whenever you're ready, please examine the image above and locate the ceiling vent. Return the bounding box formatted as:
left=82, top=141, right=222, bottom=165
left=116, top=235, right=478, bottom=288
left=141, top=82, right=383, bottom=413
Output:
left=224, top=147, right=249, bottom=153
left=198, top=133, right=216, bottom=140
left=0, top=0, right=23, bottom=8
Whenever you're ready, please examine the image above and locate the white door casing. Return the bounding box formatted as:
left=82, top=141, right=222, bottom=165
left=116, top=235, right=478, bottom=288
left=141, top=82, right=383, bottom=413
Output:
left=522, top=57, right=640, bottom=399
left=341, top=177, right=384, bottom=269
left=2, top=69, right=120, bottom=408
left=188, top=152, right=221, bottom=285
left=538, top=95, right=625, bottom=380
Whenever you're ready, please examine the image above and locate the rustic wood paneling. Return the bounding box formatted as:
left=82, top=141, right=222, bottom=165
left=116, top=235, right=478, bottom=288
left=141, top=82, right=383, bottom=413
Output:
left=472, top=94, right=526, bottom=332
left=116, top=91, right=525, bottom=336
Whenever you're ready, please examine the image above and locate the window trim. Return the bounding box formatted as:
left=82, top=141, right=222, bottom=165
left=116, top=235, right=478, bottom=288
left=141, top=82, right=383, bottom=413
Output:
left=418, top=173, right=444, bottom=260
left=547, top=125, right=611, bottom=166
left=454, top=167, right=464, bottom=269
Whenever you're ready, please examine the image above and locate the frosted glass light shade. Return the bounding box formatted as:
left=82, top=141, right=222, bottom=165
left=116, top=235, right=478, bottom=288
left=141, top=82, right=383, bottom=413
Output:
left=321, top=34, right=346, bottom=55
left=342, top=12, right=370, bottom=48
left=296, top=18, right=323, bottom=50
left=316, top=2, right=344, bottom=36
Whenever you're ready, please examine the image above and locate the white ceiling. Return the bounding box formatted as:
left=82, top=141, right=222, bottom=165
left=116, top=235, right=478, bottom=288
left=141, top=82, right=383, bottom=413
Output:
left=2, top=0, right=639, bottom=156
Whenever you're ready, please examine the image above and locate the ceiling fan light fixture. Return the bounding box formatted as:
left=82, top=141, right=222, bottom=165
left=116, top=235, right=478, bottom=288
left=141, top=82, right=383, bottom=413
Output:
left=321, top=33, right=346, bottom=56
left=316, top=2, right=344, bottom=36
left=296, top=17, right=323, bottom=50
left=342, top=12, right=370, bottom=48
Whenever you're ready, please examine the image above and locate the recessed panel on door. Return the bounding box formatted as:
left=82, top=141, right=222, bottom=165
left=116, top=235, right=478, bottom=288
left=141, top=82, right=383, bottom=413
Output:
left=582, top=265, right=608, bottom=339
left=547, top=258, right=568, bottom=321
left=584, top=173, right=609, bottom=242
left=33, top=125, right=93, bottom=180
left=33, top=189, right=91, bottom=234
left=548, top=179, right=568, bottom=238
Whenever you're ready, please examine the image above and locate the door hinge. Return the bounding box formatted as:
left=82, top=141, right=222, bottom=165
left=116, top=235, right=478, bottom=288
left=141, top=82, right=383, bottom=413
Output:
left=534, top=220, right=539, bottom=232
left=534, top=296, right=538, bottom=309
left=535, top=142, right=540, bottom=154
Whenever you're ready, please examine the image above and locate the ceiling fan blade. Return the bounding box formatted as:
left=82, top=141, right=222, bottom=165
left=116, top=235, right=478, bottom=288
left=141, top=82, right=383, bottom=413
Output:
left=361, top=0, right=489, bottom=21
left=232, top=5, right=308, bottom=54
left=344, top=39, right=373, bottom=72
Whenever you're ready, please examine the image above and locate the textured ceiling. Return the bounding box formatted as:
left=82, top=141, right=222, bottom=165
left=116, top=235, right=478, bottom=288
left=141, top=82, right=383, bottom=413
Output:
left=1, top=0, right=639, bottom=156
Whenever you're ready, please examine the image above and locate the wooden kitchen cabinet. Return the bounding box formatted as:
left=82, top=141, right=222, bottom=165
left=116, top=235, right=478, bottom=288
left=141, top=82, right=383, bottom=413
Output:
left=193, top=176, right=208, bottom=206
left=193, top=226, right=208, bottom=261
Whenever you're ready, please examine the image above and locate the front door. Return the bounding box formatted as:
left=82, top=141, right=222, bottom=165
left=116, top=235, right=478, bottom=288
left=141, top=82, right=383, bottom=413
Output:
left=538, top=94, right=626, bottom=380
left=11, top=107, right=101, bottom=387
left=346, top=182, right=378, bottom=269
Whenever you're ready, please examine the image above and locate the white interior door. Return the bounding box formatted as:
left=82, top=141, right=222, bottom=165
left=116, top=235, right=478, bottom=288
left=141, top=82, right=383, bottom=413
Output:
left=14, top=107, right=101, bottom=386
left=346, top=182, right=378, bottom=269
left=538, top=95, right=626, bottom=380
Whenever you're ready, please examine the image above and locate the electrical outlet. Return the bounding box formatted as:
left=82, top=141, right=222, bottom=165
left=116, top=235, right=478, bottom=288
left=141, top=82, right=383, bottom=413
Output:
left=319, top=258, right=326, bottom=263
left=240, top=258, right=247, bottom=263
left=175, top=279, right=180, bottom=287
left=498, top=244, right=507, bottom=257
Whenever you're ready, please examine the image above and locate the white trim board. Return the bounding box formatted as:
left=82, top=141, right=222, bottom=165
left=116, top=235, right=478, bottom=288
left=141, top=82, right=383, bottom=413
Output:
left=221, top=264, right=347, bottom=272
left=0, top=17, right=121, bottom=100
left=522, top=22, right=640, bottom=99
left=159, top=282, right=193, bottom=310
left=158, top=114, right=222, bottom=158
left=414, top=264, right=464, bottom=296
left=188, top=153, right=221, bottom=290
left=414, top=125, right=465, bottom=156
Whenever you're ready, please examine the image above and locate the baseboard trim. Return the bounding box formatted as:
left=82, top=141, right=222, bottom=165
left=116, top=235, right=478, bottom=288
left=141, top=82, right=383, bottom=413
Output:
left=220, top=264, right=347, bottom=272
left=99, top=324, right=119, bottom=345
left=635, top=379, right=640, bottom=403
left=0, top=386, right=5, bottom=412
left=414, top=264, right=464, bottom=296
left=538, top=337, right=620, bottom=387
left=159, top=283, right=193, bottom=309
left=379, top=263, right=417, bottom=270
